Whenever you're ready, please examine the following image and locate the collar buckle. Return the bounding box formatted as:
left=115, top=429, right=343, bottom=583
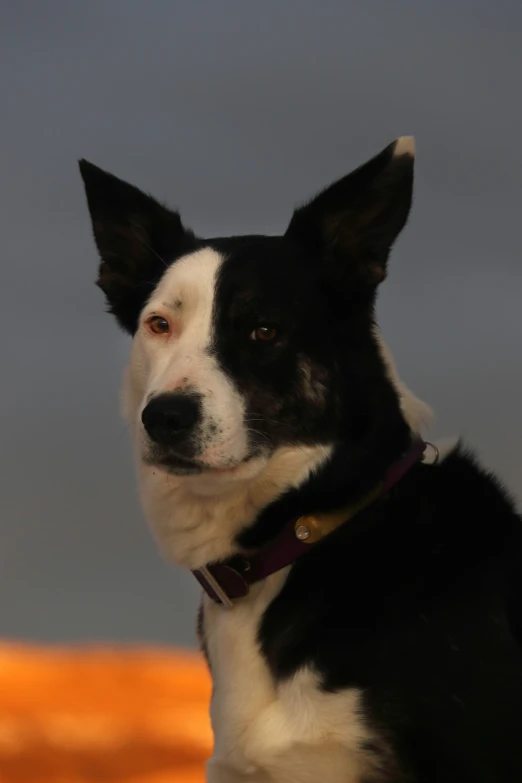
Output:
left=193, top=563, right=250, bottom=608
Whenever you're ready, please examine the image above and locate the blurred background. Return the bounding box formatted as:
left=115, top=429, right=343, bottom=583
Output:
left=2, top=0, right=521, bottom=649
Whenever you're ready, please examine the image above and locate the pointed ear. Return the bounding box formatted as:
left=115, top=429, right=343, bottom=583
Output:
left=285, top=137, right=414, bottom=293
left=78, top=160, right=195, bottom=333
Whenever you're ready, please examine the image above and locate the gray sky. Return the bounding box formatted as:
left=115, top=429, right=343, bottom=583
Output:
left=1, top=1, right=521, bottom=647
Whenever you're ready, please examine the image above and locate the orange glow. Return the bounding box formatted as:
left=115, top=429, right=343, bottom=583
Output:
left=0, top=643, right=213, bottom=783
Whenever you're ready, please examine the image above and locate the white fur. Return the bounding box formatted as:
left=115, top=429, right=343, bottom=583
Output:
left=121, top=250, right=435, bottom=781
left=121, top=248, right=333, bottom=569
left=124, top=247, right=249, bottom=471
left=374, top=328, right=433, bottom=435
left=204, top=573, right=377, bottom=783
left=393, top=135, right=415, bottom=157
left=137, top=442, right=332, bottom=569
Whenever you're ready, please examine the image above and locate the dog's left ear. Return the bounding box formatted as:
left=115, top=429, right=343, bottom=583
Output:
left=286, top=137, right=414, bottom=292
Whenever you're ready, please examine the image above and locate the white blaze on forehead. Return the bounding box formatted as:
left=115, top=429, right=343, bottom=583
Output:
left=144, top=246, right=224, bottom=394
left=150, top=246, right=223, bottom=350
left=136, top=246, right=250, bottom=469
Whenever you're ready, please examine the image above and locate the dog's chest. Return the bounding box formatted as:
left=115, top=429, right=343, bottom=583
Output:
left=202, top=570, right=376, bottom=782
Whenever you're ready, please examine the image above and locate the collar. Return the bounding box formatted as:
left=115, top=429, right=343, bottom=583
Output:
left=192, top=437, right=427, bottom=608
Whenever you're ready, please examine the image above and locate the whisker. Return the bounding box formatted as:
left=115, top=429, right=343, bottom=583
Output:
left=128, top=220, right=170, bottom=269
left=245, top=427, right=271, bottom=444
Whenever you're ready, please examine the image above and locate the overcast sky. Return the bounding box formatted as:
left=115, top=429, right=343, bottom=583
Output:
left=1, top=1, right=521, bottom=647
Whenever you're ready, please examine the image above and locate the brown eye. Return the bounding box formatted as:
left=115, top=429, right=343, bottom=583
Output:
left=250, top=326, right=278, bottom=342
left=147, top=316, right=170, bottom=335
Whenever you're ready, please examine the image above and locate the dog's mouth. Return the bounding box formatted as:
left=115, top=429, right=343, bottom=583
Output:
left=153, top=453, right=205, bottom=476
left=145, top=449, right=266, bottom=477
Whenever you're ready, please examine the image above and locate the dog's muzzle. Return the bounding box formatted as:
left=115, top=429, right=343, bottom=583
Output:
left=141, top=392, right=201, bottom=447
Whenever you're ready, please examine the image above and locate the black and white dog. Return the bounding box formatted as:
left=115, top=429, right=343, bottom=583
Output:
left=79, top=138, right=522, bottom=782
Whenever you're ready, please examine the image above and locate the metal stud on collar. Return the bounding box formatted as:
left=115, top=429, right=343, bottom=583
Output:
left=295, top=524, right=311, bottom=541
left=193, top=438, right=426, bottom=608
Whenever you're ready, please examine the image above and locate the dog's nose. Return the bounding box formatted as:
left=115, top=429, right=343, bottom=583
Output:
left=141, top=393, right=201, bottom=446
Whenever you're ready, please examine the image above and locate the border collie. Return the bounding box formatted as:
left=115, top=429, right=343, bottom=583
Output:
left=79, top=138, right=522, bottom=782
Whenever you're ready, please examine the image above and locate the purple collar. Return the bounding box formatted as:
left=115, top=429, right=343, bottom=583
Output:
left=192, top=438, right=427, bottom=608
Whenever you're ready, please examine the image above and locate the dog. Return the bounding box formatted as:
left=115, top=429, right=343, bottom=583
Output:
left=79, top=138, right=522, bottom=782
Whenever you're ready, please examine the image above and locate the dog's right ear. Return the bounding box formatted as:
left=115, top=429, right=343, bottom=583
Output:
left=285, top=137, right=414, bottom=299
left=78, top=160, right=195, bottom=333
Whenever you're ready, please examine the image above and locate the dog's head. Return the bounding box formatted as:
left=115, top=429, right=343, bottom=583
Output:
left=80, top=138, right=424, bottom=486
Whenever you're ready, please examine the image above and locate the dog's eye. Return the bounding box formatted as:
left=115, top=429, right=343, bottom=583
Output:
left=250, top=326, right=278, bottom=343
left=147, top=316, right=170, bottom=335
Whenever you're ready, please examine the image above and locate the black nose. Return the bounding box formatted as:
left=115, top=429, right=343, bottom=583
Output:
left=141, top=393, right=201, bottom=446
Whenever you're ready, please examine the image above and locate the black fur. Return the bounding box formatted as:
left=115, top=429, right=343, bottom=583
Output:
left=286, top=139, right=413, bottom=291
left=78, top=159, right=197, bottom=333
left=255, top=447, right=522, bottom=781
left=79, top=141, right=522, bottom=781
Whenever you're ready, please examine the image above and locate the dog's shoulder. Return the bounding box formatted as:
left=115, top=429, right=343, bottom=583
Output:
left=255, top=443, right=522, bottom=779
left=260, top=441, right=521, bottom=672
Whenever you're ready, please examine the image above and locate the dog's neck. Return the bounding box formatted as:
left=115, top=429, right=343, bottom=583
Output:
left=193, top=436, right=427, bottom=607
left=136, top=443, right=333, bottom=569
left=136, top=414, right=423, bottom=572
left=236, top=424, right=412, bottom=553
